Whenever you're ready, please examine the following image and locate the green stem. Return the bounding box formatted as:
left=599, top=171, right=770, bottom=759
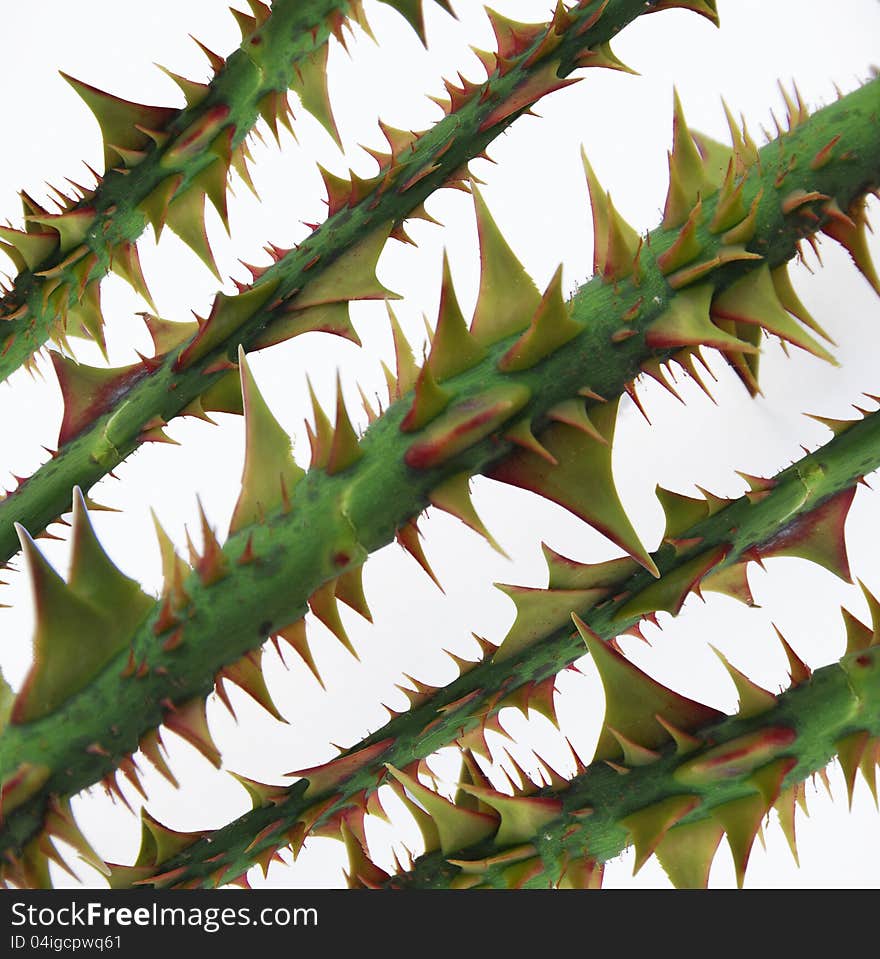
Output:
left=0, top=0, right=360, bottom=384
left=118, top=402, right=880, bottom=888
left=0, top=0, right=711, bottom=568
left=387, top=643, right=880, bottom=889
left=0, top=73, right=877, bottom=871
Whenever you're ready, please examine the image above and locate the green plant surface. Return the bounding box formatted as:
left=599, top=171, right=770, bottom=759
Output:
left=1, top=75, right=877, bottom=873
left=0, top=0, right=458, bottom=387
left=0, top=4, right=877, bottom=884
left=379, top=635, right=880, bottom=889
left=0, top=0, right=695, bottom=570
left=67, top=402, right=879, bottom=890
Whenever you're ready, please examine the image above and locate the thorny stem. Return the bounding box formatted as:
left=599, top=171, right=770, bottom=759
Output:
left=0, top=0, right=709, bottom=566
left=0, top=74, right=878, bottom=865
left=108, top=406, right=880, bottom=887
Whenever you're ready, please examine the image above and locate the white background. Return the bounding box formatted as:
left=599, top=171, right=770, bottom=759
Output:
left=1, top=0, right=879, bottom=889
